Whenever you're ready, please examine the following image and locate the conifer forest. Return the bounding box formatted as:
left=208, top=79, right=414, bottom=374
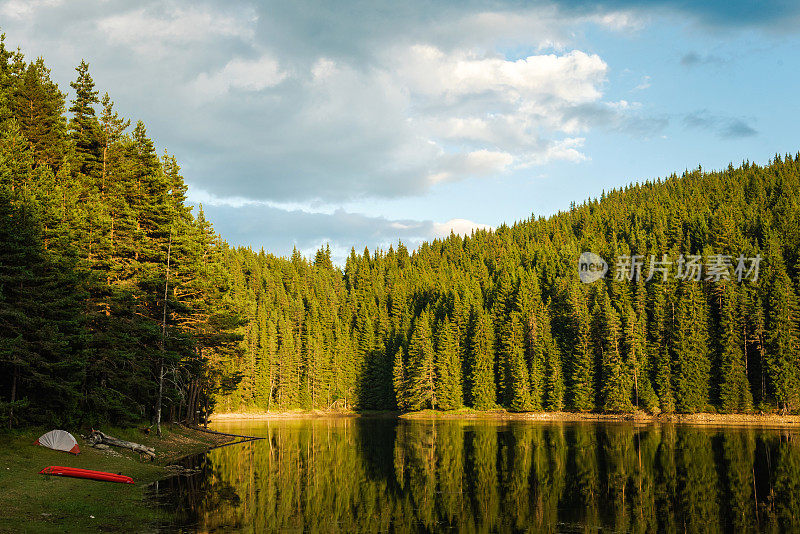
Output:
left=3, top=34, right=800, bottom=429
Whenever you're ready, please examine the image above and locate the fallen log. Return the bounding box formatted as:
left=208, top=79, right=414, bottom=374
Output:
left=89, top=430, right=155, bottom=460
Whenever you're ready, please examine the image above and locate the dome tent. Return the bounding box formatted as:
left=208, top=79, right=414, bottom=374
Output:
left=35, top=430, right=80, bottom=454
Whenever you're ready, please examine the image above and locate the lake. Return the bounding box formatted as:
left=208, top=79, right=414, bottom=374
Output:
left=151, top=418, right=800, bottom=532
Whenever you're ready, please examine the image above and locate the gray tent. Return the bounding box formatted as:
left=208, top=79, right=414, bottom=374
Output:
left=35, top=430, right=80, bottom=454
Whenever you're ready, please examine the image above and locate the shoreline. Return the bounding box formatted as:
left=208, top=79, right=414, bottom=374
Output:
left=212, top=409, right=366, bottom=421
left=212, top=409, right=800, bottom=427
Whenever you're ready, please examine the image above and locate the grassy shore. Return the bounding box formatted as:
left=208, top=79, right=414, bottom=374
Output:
left=0, top=425, right=230, bottom=533
left=214, top=408, right=800, bottom=427
left=212, top=408, right=372, bottom=420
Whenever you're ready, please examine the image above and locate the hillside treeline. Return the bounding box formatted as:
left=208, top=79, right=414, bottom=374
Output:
left=0, top=36, right=242, bottom=428
left=218, top=157, right=800, bottom=415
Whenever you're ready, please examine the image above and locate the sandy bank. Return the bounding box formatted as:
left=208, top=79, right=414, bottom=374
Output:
left=212, top=409, right=364, bottom=420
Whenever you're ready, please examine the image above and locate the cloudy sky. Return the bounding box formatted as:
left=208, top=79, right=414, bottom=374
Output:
left=3, top=0, right=799, bottom=262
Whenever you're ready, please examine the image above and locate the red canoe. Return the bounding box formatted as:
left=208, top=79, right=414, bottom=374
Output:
left=39, top=465, right=134, bottom=484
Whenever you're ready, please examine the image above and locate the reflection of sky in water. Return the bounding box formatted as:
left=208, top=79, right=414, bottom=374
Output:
left=153, top=418, right=800, bottom=532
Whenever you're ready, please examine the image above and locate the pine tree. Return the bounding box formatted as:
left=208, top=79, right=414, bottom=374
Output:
left=672, top=282, right=711, bottom=413
left=595, top=289, right=632, bottom=412
left=405, top=312, right=436, bottom=410
left=276, top=315, right=299, bottom=408
left=503, top=313, right=532, bottom=411
left=314, top=244, right=334, bottom=270
left=629, top=279, right=659, bottom=410
left=392, top=347, right=407, bottom=410
left=98, top=92, right=129, bottom=191
left=717, top=283, right=753, bottom=413
left=566, top=281, right=594, bottom=411
left=467, top=307, right=496, bottom=409
left=68, top=60, right=102, bottom=177
left=764, top=252, right=800, bottom=412
left=516, top=272, right=547, bottom=410
left=434, top=318, right=462, bottom=410
left=11, top=58, right=66, bottom=168
left=650, top=280, right=675, bottom=412
left=745, top=289, right=767, bottom=408
left=541, top=299, right=564, bottom=411
left=0, top=34, right=22, bottom=123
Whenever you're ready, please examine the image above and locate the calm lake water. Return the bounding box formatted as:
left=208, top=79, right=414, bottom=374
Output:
left=152, top=418, right=800, bottom=532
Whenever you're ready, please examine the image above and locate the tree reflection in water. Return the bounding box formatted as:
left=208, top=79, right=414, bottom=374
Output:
left=152, top=418, right=800, bottom=533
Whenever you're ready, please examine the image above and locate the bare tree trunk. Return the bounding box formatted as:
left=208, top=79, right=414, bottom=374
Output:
left=203, top=382, right=211, bottom=428
left=185, top=381, right=193, bottom=424
left=268, top=362, right=274, bottom=412
left=155, top=228, right=172, bottom=437
left=188, top=379, right=199, bottom=424
left=101, top=144, right=107, bottom=194
left=203, top=385, right=210, bottom=429
left=192, top=380, right=200, bottom=424
left=9, top=365, right=18, bottom=429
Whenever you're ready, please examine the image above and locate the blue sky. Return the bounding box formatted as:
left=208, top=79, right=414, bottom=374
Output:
left=2, top=0, right=799, bottom=262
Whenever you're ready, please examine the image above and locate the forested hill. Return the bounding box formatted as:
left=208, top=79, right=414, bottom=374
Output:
left=219, top=155, right=800, bottom=416
left=1, top=36, right=800, bottom=429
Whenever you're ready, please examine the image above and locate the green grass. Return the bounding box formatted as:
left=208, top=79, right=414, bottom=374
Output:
left=0, top=425, right=227, bottom=533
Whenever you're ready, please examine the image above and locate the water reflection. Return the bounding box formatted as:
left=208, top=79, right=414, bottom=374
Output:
left=153, top=419, right=800, bottom=532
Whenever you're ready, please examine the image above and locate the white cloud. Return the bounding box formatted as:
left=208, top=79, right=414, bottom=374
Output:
left=512, top=137, right=587, bottom=168
left=390, top=45, right=609, bottom=166
left=0, top=0, right=61, bottom=20
left=465, top=149, right=514, bottom=173
left=398, top=46, right=606, bottom=104
left=437, top=8, right=570, bottom=51
left=608, top=100, right=641, bottom=110
left=589, top=11, right=648, bottom=32
left=541, top=137, right=587, bottom=164
left=429, top=149, right=515, bottom=184
left=190, top=55, right=287, bottom=101
left=321, top=44, right=609, bottom=191
left=188, top=187, right=336, bottom=214
left=426, top=117, right=492, bottom=142
left=176, top=43, right=612, bottom=199
left=634, top=75, right=652, bottom=91
left=432, top=218, right=493, bottom=237
left=97, top=4, right=257, bottom=55
left=311, top=58, right=337, bottom=81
